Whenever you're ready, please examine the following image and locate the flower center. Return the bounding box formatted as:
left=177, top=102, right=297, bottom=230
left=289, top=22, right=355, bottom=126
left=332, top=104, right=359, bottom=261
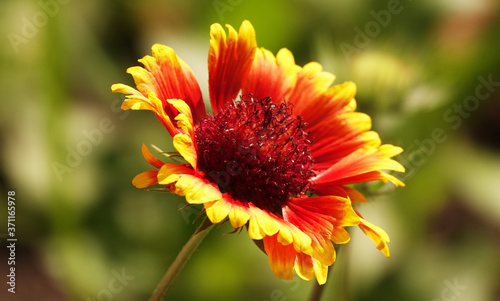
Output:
left=194, top=96, right=314, bottom=213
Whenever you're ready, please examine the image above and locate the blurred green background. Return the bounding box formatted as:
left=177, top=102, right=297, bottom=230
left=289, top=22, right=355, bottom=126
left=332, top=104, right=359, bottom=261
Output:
left=1, top=0, right=500, bottom=300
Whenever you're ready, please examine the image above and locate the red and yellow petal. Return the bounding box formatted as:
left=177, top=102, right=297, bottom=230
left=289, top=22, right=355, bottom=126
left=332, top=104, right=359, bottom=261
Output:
left=284, top=196, right=359, bottom=265
left=355, top=210, right=391, bottom=257
left=140, top=44, right=206, bottom=123
left=132, top=170, right=159, bottom=188
left=263, top=235, right=297, bottom=280
left=313, top=144, right=405, bottom=189
left=253, top=195, right=361, bottom=284
left=342, top=186, right=368, bottom=203
left=112, top=85, right=178, bottom=136
left=112, top=43, right=206, bottom=136
left=242, top=47, right=300, bottom=102
left=208, top=20, right=257, bottom=113
left=163, top=98, right=199, bottom=169
left=203, top=194, right=314, bottom=256
left=130, top=144, right=165, bottom=188
left=264, top=235, right=330, bottom=284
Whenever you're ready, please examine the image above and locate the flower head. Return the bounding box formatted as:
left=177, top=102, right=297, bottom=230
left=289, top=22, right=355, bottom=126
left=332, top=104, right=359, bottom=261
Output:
left=112, top=20, right=404, bottom=284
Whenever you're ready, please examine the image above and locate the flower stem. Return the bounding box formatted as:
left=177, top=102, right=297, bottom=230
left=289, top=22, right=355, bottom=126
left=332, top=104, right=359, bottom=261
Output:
left=149, top=216, right=214, bottom=301
left=308, top=280, right=328, bottom=301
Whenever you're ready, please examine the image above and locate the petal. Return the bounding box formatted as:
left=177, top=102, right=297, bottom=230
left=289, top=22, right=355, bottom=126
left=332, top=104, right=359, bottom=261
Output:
left=263, top=233, right=332, bottom=285
left=204, top=199, right=232, bottom=224
left=208, top=20, right=257, bottom=113
left=111, top=83, right=142, bottom=96
left=312, top=131, right=381, bottom=171
left=312, top=258, right=328, bottom=285
left=284, top=196, right=359, bottom=266
left=132, top=170, right=159, bottom=188
left=141, top=144, right=164, bottom=169
left=115, top=88, right=178, bottom=137
left=157, top=164, right=222, bottom=204
left=294, top=253, right=314, bottom=281
left=145, top=44, right=206, bottom=123
left=355, top=210, right=391, bottom=257
left=157, top=164, right=194, bottom=185
left=313, top=144, right=405, bottom=188
left=223, top=195, right=252, bottom=228
left=247, top=205, right=281, bottom=239
left=294, top=81, right=356, bottom=131
left=165, top=98, right=198, bottom=169
left=287, top=62, right=336, bottom=113
left=175, top=174, right=222, bottom=204
left=173, top=134, right=197, bottom=169
left=263, top=235, right=296, bottom=280
left=330, top=227, right=351, bottom=244
left=242, top=47, right=300, bottom=102
left=342, top=186, right=368, bottom=203
left=112, top=44, right=206, bottom=134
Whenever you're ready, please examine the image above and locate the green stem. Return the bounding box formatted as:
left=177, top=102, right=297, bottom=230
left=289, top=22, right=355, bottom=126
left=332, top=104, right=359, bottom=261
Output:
left=149, top=216, right=214, bottom=301
left=308, top=279, right=328, bottom=301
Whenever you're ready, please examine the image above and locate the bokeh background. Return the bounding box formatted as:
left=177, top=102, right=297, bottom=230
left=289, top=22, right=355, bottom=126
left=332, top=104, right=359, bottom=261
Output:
left=1, top=0, right=500, bottom=300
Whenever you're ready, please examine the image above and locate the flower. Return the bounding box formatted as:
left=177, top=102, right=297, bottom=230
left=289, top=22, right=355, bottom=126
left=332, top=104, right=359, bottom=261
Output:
left=112, top=20, right=404, bottom=284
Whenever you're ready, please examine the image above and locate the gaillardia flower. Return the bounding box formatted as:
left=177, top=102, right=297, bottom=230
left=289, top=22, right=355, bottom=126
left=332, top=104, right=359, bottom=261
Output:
left=112, top=20, right=404, bottom=284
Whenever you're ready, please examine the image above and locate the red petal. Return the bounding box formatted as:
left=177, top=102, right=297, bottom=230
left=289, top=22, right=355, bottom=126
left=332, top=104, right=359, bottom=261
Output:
left=208, top=20, right=257, bottom=113
left=313, top=145, right=405, bottom=187
left=141, top=44, right=206, bottom=123
left=242, top=48, right=300, bottom=102
left=263, top=235, right=296, bottom=280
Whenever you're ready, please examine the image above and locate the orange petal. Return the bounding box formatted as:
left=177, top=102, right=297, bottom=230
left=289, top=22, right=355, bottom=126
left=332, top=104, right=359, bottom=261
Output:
left=132, top=170, right=159, bottom=188
left=141, top=144, right=164, bottom=168
left=355, top=210, right=391, bottom=257
left=342, top=186, right=368, bottom=203
left=208, top=20, right=257, bottom=113
left=314, top=185, right=368, bottom=204
left=263, top=235, right=296, bottom=280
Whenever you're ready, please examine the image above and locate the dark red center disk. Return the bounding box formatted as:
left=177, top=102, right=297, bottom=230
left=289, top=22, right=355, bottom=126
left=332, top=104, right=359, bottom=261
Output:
left=194, top=96, right=314, bottom=213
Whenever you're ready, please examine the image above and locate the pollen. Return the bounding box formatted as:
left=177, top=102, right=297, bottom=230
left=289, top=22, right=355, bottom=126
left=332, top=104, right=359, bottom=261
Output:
left=195, top=96, right=315, bottom=213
